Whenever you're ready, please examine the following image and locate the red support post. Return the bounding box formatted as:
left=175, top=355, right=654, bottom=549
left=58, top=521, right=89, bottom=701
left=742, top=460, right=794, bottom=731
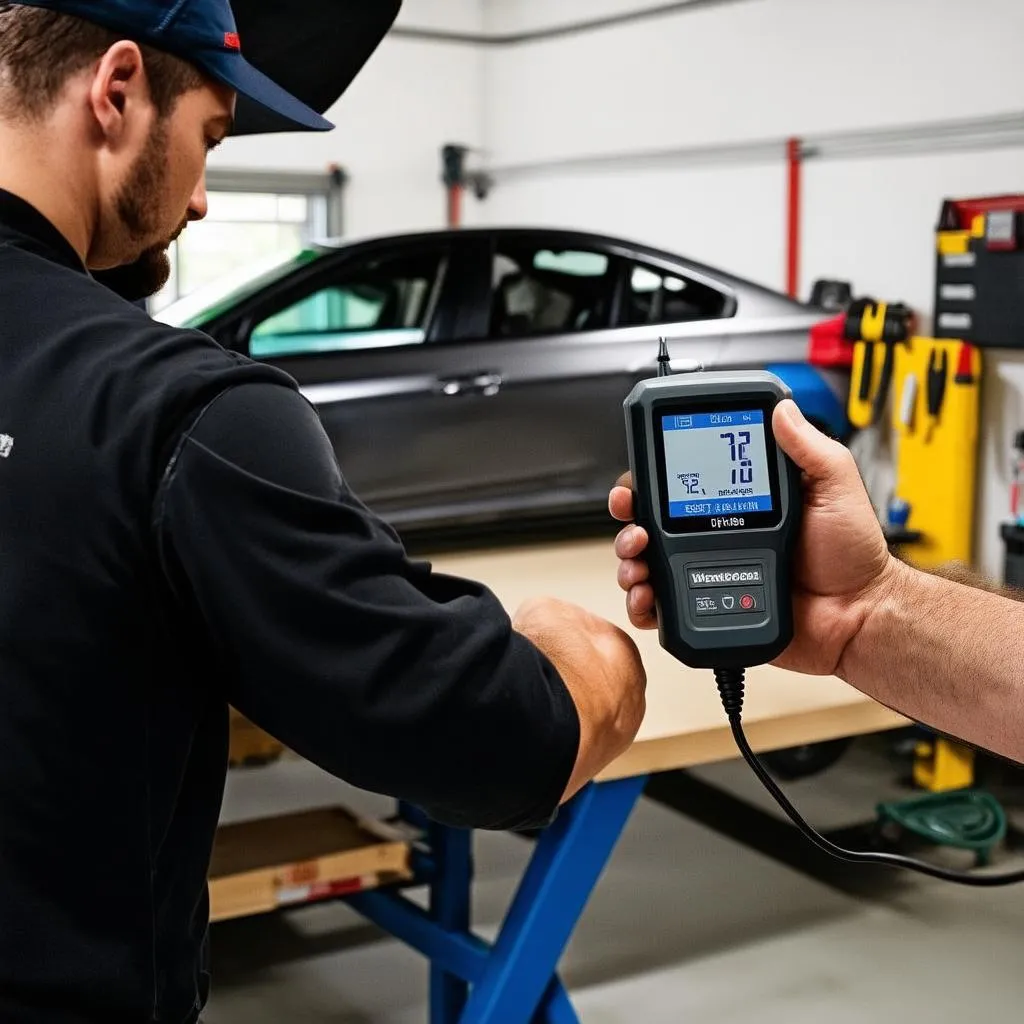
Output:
left=447, top=183, right=464, bottom=230
left=786, top=136, right=802, bottom=299
left=442, top=145, right=468, bottom=230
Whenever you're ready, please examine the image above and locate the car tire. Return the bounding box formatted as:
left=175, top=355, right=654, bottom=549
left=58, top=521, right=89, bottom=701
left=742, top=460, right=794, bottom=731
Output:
left=762, top=737, right=852, bottom=780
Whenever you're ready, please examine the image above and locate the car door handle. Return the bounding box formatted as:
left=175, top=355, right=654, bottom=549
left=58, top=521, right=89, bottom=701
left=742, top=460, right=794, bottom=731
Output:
left=437, top=372, right=503, bottom=397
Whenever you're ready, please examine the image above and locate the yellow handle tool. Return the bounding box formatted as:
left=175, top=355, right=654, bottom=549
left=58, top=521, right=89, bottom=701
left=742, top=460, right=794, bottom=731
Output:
left=845, top=299, right=915, bottom=428
left=848, top=341, right=879, bottom=428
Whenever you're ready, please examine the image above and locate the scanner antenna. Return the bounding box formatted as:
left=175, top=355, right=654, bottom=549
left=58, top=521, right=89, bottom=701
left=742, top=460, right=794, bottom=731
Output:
left=657, top=336, right=672, bottom=378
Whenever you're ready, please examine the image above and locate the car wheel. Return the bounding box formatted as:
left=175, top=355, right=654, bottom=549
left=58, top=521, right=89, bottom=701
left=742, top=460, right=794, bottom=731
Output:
left=762, top=738, right=853, bottom=780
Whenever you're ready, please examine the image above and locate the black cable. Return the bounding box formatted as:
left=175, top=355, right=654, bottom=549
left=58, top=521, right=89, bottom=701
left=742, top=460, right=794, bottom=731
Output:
left=713, top=667, right=1024, bottom=887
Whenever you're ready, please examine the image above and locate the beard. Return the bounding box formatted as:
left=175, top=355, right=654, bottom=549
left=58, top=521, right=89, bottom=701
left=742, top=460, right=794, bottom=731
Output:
left=92, top=120, right=187, bottom=304
left=91, top=246, right=173, bottom=304
left=91, top=248, right=170, bottom=304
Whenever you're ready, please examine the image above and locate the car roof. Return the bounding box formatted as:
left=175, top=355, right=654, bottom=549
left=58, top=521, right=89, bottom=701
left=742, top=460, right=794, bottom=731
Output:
left=311, top=225, right=810, bottom=310
left=156, top=224, right=814, bottom=330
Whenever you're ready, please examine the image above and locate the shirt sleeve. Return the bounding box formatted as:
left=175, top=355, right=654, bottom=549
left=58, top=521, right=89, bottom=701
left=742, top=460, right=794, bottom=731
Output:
left=153, top=383, right=581, bottom=831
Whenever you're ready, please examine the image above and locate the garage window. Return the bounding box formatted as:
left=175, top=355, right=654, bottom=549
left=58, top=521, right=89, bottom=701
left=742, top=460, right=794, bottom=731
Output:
left=149, top=171, right=339, bottom=315
left=618, top=261, right=728, bottom=326
left=490, top=243, right=614, bottom=337
left=250, top=249, right=448, bottom=358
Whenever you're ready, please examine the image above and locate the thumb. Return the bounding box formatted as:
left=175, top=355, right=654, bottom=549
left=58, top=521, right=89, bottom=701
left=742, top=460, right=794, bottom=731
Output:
left=772, top=400, right=851, bottom=484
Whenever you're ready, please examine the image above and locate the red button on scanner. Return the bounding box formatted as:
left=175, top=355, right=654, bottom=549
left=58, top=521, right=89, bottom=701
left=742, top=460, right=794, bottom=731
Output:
left=740, top=594, right=755, bottom=611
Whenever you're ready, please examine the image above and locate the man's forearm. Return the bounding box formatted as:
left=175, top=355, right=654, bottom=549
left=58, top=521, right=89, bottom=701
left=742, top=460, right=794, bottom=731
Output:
left=839, top=560, right=1024, bottom=764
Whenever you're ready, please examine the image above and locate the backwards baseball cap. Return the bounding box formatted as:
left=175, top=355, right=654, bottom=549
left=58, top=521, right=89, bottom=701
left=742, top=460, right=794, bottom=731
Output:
left=10, top=0, right=333, bottom=131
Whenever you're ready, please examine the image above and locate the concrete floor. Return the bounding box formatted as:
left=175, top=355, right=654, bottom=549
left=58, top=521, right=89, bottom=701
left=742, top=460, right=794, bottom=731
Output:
left=206, top=741, right=1024, bottom=1024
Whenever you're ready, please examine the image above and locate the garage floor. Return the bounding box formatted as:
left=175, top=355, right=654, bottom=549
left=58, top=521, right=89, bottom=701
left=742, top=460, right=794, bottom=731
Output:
left=205, top=741, right=1024, bottom=1024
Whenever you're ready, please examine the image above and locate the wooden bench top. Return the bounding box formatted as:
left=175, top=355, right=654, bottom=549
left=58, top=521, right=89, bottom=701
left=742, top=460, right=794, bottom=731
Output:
left=428, top=538, right=907, bottom=781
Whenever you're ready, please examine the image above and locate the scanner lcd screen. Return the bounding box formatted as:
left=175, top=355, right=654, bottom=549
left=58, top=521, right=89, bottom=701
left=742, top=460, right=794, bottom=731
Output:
left=653, top=398, right=783, bottom=534
left=661, top=410, right=773, bottom=518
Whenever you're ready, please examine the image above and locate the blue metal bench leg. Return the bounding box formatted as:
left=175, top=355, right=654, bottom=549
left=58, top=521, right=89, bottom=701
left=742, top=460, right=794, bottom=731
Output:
left=430, top=820, right=473, bottom=1024
left=458, top=775, right=647, bottom=1024
left=532, top=978, right=580, bottom=1024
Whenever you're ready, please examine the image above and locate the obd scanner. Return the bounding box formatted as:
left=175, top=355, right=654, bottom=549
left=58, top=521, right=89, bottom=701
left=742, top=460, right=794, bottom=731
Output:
left=623, top=339, right=1024, bottom=887
left=624, top=368, right=800, bottom=671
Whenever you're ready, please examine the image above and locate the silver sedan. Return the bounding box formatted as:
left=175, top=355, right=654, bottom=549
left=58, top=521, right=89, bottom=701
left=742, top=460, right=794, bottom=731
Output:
left=158, top=227, right=850, bottom=538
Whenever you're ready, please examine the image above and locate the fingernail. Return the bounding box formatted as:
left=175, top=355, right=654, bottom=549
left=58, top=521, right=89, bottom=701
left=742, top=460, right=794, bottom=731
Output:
left=779, top=400, right=804, bottom=426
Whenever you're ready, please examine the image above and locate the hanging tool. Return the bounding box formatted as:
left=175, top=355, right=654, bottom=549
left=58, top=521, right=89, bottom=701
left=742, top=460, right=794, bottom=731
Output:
left=861, top=299, right=915, bottom=426
left=847, top=340, right=879, bottom=428
left=954, top=342, right=977, bottom=385
left=925, top=347, right=948, bottom=441
left=837, top=298, right=915, bottom=427
left=858, top=343, right=875, bottom=404
left=899, top=373, right=917, bottom=433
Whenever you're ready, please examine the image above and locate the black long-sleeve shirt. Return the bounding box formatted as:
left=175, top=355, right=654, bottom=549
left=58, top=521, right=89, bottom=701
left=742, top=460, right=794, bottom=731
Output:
left=0, top=189, right=579, bottom=1024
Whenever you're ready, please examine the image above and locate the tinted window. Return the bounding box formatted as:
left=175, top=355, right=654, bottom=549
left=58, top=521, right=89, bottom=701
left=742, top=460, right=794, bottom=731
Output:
left=250, top=249, right=447, bottom=358
left=618, top=261, right=727, bottom=326
left=490, top=242, right=613, bottom=338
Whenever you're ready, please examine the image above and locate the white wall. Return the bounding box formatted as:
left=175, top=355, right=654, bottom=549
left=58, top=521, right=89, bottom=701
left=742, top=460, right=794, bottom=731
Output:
left=480, top=161, right=788, bottom=290
left=802, top=148, right=1024, bottom=319
left=210, top=0, right=485, bottom=237
left=477, top=0, right=1024, bottom=575
left=478, top=0, right=1024, bottom=303
left=482, top=0, right=1023, bottom=157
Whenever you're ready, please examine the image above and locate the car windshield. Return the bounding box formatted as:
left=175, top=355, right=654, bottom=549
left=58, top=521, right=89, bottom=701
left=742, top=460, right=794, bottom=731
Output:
left=153, top=246, right=328, bottom=330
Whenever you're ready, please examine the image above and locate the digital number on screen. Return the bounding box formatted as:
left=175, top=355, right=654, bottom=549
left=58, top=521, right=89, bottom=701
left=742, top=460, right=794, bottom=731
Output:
left=662, top=410, right=774, bottom=518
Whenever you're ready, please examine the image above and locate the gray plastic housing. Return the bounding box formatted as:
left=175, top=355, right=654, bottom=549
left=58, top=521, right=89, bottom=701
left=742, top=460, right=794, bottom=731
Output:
left=623, top=370, right=802, bottom=670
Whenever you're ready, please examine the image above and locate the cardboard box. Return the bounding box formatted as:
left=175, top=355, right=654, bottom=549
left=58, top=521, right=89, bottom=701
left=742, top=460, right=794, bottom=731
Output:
left=228, top=708, right=286, bottom=767
left=209, top=807, right=412, bottom=922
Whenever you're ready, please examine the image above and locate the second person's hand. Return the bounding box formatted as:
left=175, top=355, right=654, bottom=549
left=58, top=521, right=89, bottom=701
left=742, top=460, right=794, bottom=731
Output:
left=609, top=400, right=898, bottom=677
left=609, top=475, right=657, bottom=631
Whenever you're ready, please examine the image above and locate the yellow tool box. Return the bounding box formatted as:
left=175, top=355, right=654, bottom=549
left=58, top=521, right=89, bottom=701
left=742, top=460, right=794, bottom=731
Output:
left=912, top=737, right=976, bottom=794
left=888, top=337, right=982, bottom=569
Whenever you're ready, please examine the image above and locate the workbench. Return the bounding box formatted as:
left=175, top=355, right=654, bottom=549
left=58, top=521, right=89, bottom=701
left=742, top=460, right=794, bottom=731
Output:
left=214, top=537, right=908, bottom=1024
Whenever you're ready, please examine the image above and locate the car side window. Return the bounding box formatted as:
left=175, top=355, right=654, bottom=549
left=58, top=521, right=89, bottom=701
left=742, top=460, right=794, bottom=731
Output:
left=250, top=249, right=448, bottom=358
left=618, top=261, right=728, bottom=326
left=490, top=242, right=613, bottom=338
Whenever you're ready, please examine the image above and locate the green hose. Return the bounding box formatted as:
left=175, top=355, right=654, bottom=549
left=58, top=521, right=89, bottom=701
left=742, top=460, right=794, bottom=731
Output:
left=877, top=790, right=1008, bottom=866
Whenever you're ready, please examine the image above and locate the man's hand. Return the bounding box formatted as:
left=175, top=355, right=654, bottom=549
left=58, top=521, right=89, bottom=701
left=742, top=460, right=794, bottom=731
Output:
left=513, top=597, right=646, bottom=803
left=609, top=400, right=898, bottom=676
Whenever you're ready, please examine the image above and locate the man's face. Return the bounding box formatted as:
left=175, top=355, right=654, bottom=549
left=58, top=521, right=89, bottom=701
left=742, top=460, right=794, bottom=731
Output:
left=92, top=77, right=235, bottom=301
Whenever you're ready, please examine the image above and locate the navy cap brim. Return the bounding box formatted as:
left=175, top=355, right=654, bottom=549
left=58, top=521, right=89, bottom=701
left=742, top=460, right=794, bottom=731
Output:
left=205, top=54, right=333, bottom=132
left=228, top=1, right=400, bottom=137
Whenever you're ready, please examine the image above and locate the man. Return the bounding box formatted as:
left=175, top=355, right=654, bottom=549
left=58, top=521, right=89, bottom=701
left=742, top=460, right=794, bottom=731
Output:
left=0, top=2, right=646, bottom=1021
left=612, top=399, right=1024, bottom=766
